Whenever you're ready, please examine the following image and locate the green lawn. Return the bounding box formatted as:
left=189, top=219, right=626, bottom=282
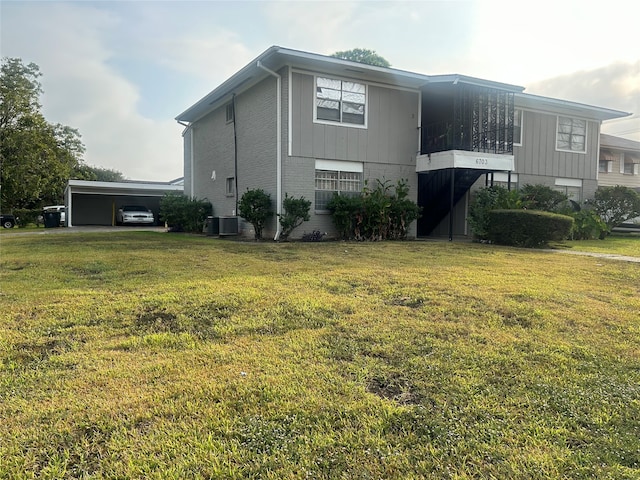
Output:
left=1, top=233, right=639, bottom=479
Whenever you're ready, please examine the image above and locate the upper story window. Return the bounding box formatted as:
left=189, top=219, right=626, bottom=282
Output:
left=226, top=103, right=234, bottom=123
left=557, top=116, right=586, bottom=153
left=316, top=76, right=366, bottom=127
left=514, top=109, right=523, bottom=145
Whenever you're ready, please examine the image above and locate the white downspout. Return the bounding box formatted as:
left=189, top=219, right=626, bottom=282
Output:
left=190, top=127, right=194, bottom=199
left=257, top=61, right=282, bottom=241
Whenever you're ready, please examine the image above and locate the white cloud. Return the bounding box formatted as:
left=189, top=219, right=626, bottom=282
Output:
left=467, top=0, right=640, bottom=85
left=527, top=61, right=640, bottom=141
left=1, top=2, right=183, bottom=180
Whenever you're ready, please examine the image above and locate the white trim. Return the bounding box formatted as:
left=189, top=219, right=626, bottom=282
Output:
left=291, top=67, right=420, bottom=94
left=190, top=127, right=194, bottom=198
left=288, top=67, right=293, bottom=157
left=555, top=178, right=582, bottom=188
left=316, top=159, right=363, bottom=173
left=492, top=172, right=519, bottom=183
left=619, top=151, right=625, bottom=174
left=555, top=116, right=587, bottom=154
left=417, top=90, right=422, bottom=154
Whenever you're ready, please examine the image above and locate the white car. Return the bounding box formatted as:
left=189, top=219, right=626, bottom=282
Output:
left=116, top=205, right=155, bottom=225
left=43, top=205, right=66, bottom=225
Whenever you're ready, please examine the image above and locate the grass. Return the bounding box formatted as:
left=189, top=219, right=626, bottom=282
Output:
left=1, top=232, right=639, bottom=479
left=552, top=234, right=640, bottom=256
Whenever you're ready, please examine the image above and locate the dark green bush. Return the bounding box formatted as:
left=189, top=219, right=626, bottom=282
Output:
left=327, top=179, right=420, bottom=241
left=238, top=189, right=273, bottom=240
left=12, top=208, right=42, bottom=227
left=591, top=185, right=640, bottom=233
left=468, top=186, right=521, bottom=240
left=326, top=193, right=360, bottom=240
left=487, top=210, right=574, bottom=247
left=569, top=209, right=608, bottom=240
left=519, top=184, right=568, bottom=211
left=278, top=194, right=311, bottom=240
left=159, top=193, right=212, bottom=233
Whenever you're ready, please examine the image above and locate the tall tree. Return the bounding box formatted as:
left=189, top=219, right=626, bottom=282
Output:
left=331, top=48, right=391, bottom=68
left=1, top=57, right=85, bottom=210
left=73, top=164, right=125, bottom=182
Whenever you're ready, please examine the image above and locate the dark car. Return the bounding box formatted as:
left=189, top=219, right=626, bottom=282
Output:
left=1, top=214, right=16, bottom=229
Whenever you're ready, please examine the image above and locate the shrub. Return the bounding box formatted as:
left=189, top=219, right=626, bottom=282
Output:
left=487, top=210, right=574, bottom=247
left=387, top=180, right=421, bottom=240
left=159, top=193, right=213, bottom=233
left=468, top=186, right=520, bottom=240
left=328, top=179, right=421, bottom=241
left=238, top=189, right=273, bottom=240
left=11, top=208, right=42, bottom=227
left=570, top=209, right=608, bottom=240
left=326, top=193, right=360, bottom=240
left=591, top=185, right=640, bottom=233
left=278, top=194, right=311, bottom=240
left=519, top=184, right=568, bottom=211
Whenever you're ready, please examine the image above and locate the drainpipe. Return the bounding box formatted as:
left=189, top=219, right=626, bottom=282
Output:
left=177, top=121, right=194, bottom=199
left=257, top=61, right=282, bottom=241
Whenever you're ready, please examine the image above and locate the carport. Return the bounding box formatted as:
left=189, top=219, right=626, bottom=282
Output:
left=64, top=180, right=183, bottom=227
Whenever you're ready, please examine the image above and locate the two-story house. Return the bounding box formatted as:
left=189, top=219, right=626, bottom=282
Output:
left=176, top=46, right=629, bottom=239
left=598, top=133, right=640, bottom=191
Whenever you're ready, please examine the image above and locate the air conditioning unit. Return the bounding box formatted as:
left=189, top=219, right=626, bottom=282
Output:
left=218, top=216, right=239, bottom=236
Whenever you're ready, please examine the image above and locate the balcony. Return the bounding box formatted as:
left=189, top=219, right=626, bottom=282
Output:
left=418, top=84, right=515, bottom=173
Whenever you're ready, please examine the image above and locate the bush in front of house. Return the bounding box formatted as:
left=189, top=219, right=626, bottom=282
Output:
left=238, top=188, right=273, bottom=240
left=518, top=184, right=568, bottom=211
left=278, top=194, right=311, bottom=241
left=327, top=178, right=421, bottom=241
left=590, top=185, right=640, bottom=235
left=486, top=210, right=574, bottom=247
left=160, top=193, right=213, bottom=233
left=467, top=185, right=521, bottom=241
left=569, top=208, right=608, bottom=240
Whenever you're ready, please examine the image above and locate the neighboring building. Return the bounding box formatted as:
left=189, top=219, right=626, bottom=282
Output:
left=598, top=133, right=640, bottom=192
left=64, top=179, right=183, bottom=226
left=176, top=46, right=629, bottom=239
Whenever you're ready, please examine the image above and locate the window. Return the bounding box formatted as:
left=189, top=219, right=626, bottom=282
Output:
left=599, top=160, right=613, bottom=173
left=557, top=117, right=586, bottom=152
left=554, top=178, right=582, bottom=202
left=514, top=109, right=522, bottom=145
left=316, top=76, right=366, bottom=126
left=314, top=161, right=363, bottom=211
left=226, top=103, right=234, bottom=123
left=623, top=162, right=638, bottom=175
left=226, top=177, right=235, bottom=196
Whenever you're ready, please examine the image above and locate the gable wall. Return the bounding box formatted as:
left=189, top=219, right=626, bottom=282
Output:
left=190, top=76, right=278, bottom=225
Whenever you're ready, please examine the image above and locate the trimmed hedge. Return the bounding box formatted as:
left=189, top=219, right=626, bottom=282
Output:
left=487, top=210, right=574, bottom=248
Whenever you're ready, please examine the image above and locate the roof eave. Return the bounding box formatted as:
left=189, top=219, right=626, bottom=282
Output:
left=176, top=46, right=526, bottom=123
left=516, top=92, right=630, bottom=121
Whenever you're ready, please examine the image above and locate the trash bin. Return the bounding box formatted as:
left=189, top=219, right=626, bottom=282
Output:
left=206, top=216, right=219, bottom=236
left=43, top=211, right=61, bottom=228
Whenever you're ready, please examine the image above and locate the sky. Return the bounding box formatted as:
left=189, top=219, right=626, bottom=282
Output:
left=1, top=0, right=639, bottom=181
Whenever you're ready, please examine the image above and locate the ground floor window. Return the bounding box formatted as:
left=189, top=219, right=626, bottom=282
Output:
left=314, top=160, right=363, bottom=211
left=554, top=178, right=582, bottom=202
left=226, top=177, right=235, bottom=196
